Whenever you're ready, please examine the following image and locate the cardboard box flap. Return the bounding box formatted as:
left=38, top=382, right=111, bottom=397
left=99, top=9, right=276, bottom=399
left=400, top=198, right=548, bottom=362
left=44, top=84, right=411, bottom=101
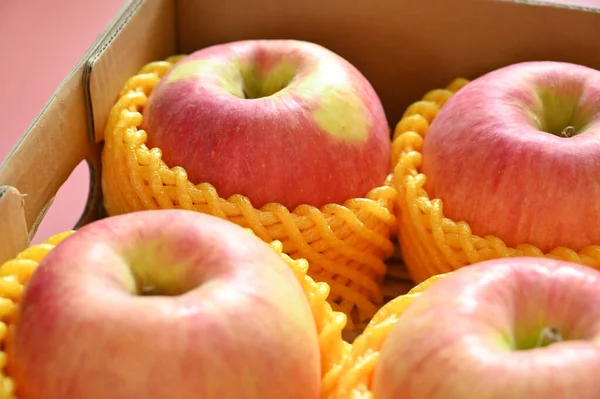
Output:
left=86, top=0, right=177, bottom=143
left=0, top=66, right=93, bottom=238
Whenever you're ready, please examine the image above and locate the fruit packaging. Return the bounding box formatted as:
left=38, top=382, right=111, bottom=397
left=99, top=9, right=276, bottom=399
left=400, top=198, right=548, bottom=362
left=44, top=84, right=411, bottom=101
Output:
left=3, top=1, right=600, bottom=395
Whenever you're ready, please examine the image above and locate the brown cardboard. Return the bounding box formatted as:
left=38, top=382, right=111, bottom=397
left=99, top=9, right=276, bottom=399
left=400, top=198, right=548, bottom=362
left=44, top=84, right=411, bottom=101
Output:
left=0, top=0, right=137, bottom=248
left=0, top=186, right=28, bottom=265
left=0, top=0, right=599, bottom=263
left=177, top=0, right=600, bottom=125
left=87, top=0, right=177, bottom=144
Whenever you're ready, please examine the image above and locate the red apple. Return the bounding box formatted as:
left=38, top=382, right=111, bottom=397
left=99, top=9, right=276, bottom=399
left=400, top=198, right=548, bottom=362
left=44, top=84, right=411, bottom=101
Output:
left=142, top=39, right=391, bottom=210
left=7, top=210, right=321, bottom=399
left=421, top=61, right=600, bottom=252
left=372, top=257, right=600, bottom=399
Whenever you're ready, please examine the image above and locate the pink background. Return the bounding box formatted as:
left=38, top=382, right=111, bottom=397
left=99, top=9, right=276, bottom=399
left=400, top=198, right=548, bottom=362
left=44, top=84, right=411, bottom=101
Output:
left=0, top=0, right=597, bottom=244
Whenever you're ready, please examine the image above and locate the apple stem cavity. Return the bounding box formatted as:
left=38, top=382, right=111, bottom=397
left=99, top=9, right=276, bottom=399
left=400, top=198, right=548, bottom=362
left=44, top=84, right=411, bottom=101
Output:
left=535, top=326, right=564, bottom=348
left=238, top=62, right=297, bottom=99
left=140, top=284, right=158, bottom=296
left=560, top=126, right=576, bottom=138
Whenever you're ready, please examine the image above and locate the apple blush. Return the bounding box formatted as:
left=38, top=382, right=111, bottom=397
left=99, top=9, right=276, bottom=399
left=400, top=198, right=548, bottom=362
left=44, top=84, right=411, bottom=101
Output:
left=372, top=257, right=600, bottom=399
left=7, top=210, right=321, bottom=399
left=142, top=39, right=391, bottom=210
left=421, top=61, right=600, bottom=252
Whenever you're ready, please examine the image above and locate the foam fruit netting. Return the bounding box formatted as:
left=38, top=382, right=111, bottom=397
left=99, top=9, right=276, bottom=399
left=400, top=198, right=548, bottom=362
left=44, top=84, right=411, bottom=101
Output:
left=0, top=229, right=352, bottom=399
left=328, top=272, right=447, bottom=398
left=0, top=231, right=75, bottom=399
left=390, top=80, right=600, bottom=283
left=100, top=56, right=398, bottom=329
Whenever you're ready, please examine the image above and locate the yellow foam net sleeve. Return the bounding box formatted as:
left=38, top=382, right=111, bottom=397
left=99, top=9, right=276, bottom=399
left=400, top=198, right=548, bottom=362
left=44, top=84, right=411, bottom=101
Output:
left=0, top=230, right=74, bottom=399
left=390, top=78, right=600, bottom=284
left=327, top=272, right=448, bottom=398
left=100, top=56, right=398, bottom=328
left=0, top=229, right=350, bottom=399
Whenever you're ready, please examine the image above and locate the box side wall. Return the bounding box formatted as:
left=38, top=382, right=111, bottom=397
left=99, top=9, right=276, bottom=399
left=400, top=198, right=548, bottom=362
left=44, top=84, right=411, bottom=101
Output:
left=88, top=0, right=177, bottom=143
left=0, top=64, right=94, bottom=236
left=0, top=0, right=145, bottom=259
left=177, top=0, right=600, bottom=125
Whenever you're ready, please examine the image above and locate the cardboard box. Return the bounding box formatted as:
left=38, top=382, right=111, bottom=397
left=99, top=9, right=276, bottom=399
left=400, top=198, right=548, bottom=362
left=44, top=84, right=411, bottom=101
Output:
left=1, top=0, right=599, bottom=265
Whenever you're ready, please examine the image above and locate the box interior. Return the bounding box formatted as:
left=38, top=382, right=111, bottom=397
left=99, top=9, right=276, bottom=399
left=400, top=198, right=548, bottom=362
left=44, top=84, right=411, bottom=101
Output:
left=1, top=0, right=599, bottom=262
left=177, top=0, right=600, bottom=125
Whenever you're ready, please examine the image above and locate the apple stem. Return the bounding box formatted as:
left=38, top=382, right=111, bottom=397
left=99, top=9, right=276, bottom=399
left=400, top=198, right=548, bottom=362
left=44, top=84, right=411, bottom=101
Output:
left=560, top=126, right=576, bottom=138
left=140, top=284, right=157, bottom=296
left=535, top=326, right=563, bottom=348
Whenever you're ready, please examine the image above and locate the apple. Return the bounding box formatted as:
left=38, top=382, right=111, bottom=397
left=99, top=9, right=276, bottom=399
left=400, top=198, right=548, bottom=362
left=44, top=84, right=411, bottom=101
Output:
left=141, top=39, right=391, bottom=210
left=371, top=257, right=600, bottom=399
left=420, top=61, right=600, bottom=253
left=7, top=209, right=321, bottom=399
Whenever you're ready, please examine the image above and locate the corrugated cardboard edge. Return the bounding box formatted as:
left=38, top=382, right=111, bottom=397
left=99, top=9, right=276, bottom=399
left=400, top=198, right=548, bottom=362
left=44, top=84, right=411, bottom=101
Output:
left=0, top=186, right=29, bottom=264
left=85, top=0, right=178, bottom=144
left=83, top=0, right=147, bottom=144
left=501, top=0, right=600, bottom=12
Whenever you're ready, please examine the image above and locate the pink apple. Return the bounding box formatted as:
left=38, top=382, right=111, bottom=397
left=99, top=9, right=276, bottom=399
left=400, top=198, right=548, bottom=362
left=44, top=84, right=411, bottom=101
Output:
left=421, top=61, right=600, bottom=252
left=142, top=39, right=391, bottom=210
left=7, top=209, right=321, bottom=399
left=372, top=257, right=600, bottom=399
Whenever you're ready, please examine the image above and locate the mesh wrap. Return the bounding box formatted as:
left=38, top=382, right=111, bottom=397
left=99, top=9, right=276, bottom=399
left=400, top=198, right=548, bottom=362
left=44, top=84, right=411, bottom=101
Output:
left=0, top=229, right=350, bottom=399
left=100, top=57, right=398, bottom=327
left=0, top=230, right=74, bottom=399
left=390, top=78, right=600, bottom=283
left=328, top=273, right=448, bottom=398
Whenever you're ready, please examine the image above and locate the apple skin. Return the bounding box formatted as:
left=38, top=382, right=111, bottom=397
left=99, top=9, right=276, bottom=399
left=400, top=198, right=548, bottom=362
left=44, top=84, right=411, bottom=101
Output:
left=7, top=210, right=321, bottom=399
left=421, top=61, right=600, bottom=252
left=142, top=39, right=391, bottom=210
left=372, top=257, right=600, bottom=399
